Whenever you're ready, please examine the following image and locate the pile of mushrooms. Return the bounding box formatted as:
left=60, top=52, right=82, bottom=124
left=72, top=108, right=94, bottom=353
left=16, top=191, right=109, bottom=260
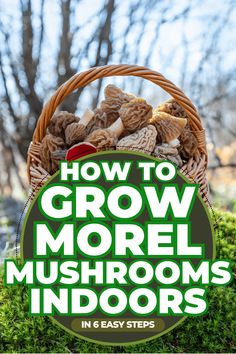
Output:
left=40, top=84, right=198, bottom=174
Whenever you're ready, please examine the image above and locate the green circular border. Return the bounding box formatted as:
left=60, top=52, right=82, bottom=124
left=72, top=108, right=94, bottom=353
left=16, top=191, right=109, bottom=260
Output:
left=21, top=150, right=216, bottom=346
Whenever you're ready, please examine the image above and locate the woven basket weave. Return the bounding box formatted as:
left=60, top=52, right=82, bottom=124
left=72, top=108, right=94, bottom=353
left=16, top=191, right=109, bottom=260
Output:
left=27, top=64, right=209, bottom=204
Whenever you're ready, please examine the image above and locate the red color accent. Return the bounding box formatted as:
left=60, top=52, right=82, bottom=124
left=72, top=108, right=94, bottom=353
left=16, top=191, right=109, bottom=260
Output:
left=66, top=142, right=97, bottom=161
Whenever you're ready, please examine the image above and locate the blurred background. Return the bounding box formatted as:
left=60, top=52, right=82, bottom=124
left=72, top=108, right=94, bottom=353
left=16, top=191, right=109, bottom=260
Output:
left=0, top=0, right=235, bottom=259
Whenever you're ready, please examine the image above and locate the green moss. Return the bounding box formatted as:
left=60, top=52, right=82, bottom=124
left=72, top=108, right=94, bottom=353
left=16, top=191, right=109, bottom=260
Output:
left=0, top=209, right=235, bottom=353
left=213, top=209, right=236, bottom=271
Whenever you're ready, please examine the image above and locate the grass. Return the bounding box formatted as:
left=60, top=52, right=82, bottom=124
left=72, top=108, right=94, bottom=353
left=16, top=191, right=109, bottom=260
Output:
left=0, top=209, right=235, bottom=353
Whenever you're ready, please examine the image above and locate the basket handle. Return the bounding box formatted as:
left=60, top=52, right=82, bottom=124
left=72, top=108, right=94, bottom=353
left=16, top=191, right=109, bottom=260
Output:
left=33, top=64, right=207, bottom=155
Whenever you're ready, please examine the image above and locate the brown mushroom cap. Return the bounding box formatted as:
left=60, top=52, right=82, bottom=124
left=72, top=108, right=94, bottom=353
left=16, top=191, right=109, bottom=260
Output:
left=86, top=108, right=108, bottom=134
left=65, top=123, right=87, bottom=147
left=86, top=85, right=137, bottom=134
left=119, top=98, right=153, bottom=133
left=64, top=108, right=94, bottom=147
left=85, top=117, right=124, bottom=150
left=155, top=100, right=198, bottom=158
left=85, top=129, right=117, bottom=151
left=86, top=85, right=136, bottom=134
left=48, top=111, right=80, bottom=139
left=178, top=129, right=198, bottom=159
left=100, top=84, right=136, bottom=122
left=155, top=99, right=188, bottom=118
left=153, top=144, right=183, bottom=168
left=117, top=125, right=157, bottom=154
left=149, top=111, right=187, bottom=144
left=41, top=134, right=66, bottom=174
left=104, top=84, right=135, bottom=101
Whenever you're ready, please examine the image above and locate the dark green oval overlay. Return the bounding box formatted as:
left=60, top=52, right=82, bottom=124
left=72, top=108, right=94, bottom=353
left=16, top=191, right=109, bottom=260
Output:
left=21, top=151, right=215, bottom=346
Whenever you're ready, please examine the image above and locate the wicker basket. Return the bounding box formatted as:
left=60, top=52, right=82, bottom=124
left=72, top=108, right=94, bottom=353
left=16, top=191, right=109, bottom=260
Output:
left=27, top=64, right=209, bottom=204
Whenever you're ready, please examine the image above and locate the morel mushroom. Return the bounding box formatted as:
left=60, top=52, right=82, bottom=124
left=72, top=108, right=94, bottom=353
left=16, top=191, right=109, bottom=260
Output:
left=85, top=117, right=124, bottom=150
left=86, top=108, right=108, bottom=134
left=117, top=125, right=157, bottom=154
left=48, top=111, right=79, bottom=139
left=85, top=98, right=152, bottom=150
left=65, top=108, right=94, bottom=147
left=119, top=98, right=153, bottom=133
left=41, top=134, right=66, bottom=174
left=155, top=99, right=198, bottom=158
left=149, top=111, right=187, bottom=146
left=178, top=129, right=198, bottom=159
left=156, top=98, right=188, bottom=118
left=86, top=85, right=136, bottom=134
left=100, top=84, right=136, bottom=122
left=153, top=144, right=183, bottom=168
